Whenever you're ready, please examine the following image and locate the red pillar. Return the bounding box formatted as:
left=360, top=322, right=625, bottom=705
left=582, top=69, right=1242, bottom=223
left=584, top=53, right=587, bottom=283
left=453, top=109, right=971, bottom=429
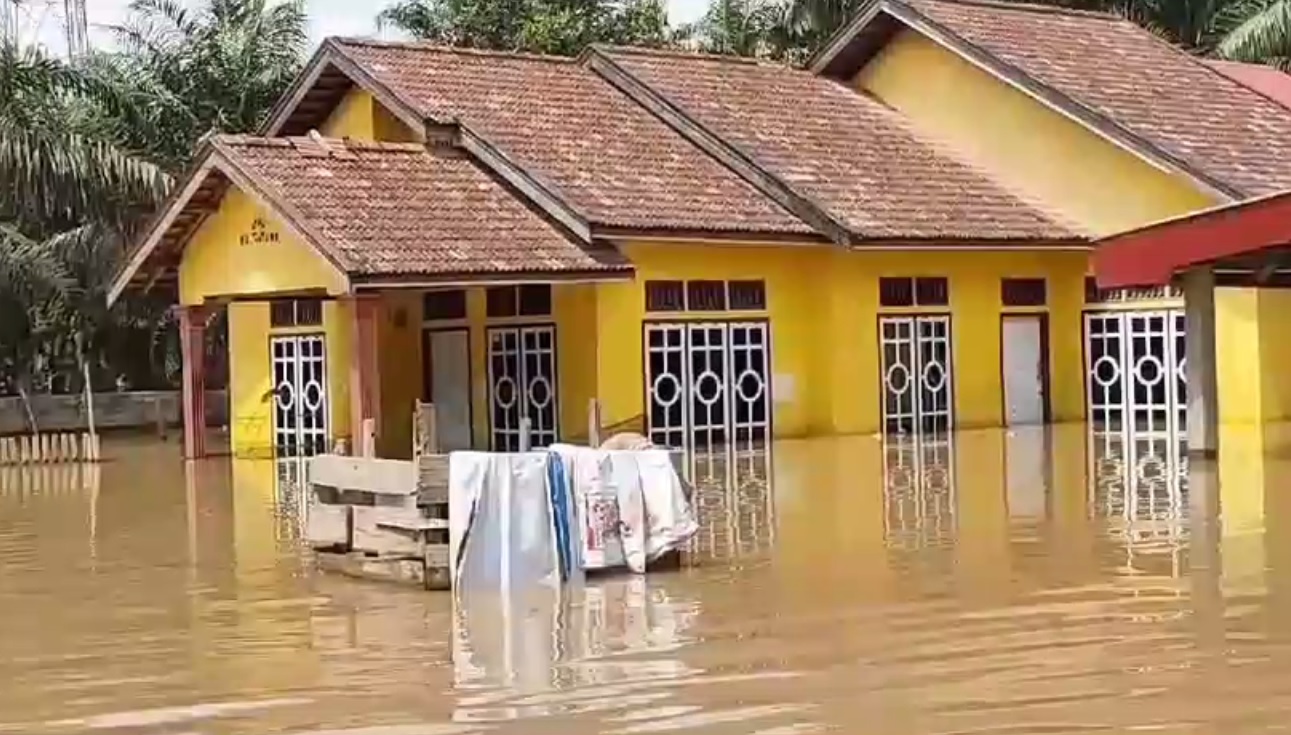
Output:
left=179, top=305, right=208, bottom=459
left=349, top=295, right=382, bottom=455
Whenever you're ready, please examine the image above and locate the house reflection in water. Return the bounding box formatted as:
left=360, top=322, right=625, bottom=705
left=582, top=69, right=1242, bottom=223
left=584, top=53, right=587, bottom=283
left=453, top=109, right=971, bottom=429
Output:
left=1089, top=426, right=1189, bottom=575
left=874, top=423, right=1191, bottom=575
left=881, top=429, right=956, bottom=550
left=685, top=444, right=776, bottom=561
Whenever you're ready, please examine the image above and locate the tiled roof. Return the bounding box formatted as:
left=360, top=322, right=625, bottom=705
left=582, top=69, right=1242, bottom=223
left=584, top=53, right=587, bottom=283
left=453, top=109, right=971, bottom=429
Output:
left=330, top=39, right=811, bottom=235
left=600, top=47, right=1072, bottom=240
left=216, top=135, right=630, bottom=278
left=901, top=0, right=1291, bottom=197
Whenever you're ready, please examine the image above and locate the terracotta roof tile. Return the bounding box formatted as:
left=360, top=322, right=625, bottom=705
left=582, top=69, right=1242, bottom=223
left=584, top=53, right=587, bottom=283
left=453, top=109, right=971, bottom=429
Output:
left=331, top=39, right=811, bottom=235
left=216, top=135, right=629, bottom=278
left=602, top=48, right=1073, bottom=240
left=902, top=0, right=1291, bottom=196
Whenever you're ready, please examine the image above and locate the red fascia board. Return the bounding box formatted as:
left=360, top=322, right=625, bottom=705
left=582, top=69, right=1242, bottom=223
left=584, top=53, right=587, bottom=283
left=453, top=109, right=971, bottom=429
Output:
left=1093, top=193, right=1291, bottom=289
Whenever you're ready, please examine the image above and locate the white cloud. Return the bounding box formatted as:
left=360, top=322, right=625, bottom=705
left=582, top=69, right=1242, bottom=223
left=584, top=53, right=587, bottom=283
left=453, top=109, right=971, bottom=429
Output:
left=23, top=0, right=710, bottom=55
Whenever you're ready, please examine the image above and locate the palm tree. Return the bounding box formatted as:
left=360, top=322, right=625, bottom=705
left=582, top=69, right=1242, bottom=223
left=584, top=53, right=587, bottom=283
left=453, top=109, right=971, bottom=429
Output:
left=97, top=0, right=309, bottom=170
left=1217, top=0, right=1291, bottom=68
left=0, top=41, right=168, bottom=231
left=0, top=0, right=309, bottom=404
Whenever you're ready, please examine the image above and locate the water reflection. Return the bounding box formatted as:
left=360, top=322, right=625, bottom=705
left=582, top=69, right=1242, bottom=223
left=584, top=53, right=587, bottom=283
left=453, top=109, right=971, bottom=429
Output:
left=883, top=429, right=956, bottom=548
left=451, top=577, right=702, bottom=722
left=1090, top=427, right=1190, bottom=574
left=687, top=447, right=775, bottom=560
left=3, top=427, right=1291, bottom=734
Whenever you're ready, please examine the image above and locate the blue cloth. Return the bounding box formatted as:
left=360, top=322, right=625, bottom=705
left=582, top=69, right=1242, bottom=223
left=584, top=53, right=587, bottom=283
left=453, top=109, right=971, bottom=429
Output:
left=546, top=452, right=575, bottom=581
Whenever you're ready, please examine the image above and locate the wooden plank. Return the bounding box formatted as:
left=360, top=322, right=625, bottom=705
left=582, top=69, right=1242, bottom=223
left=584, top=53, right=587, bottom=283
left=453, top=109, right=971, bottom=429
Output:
left=351, top=506, right=429, bottom=556
left=416, top=455, right=450, bottom=503
left=377, top=517, right=449, bottom=532
left=305, top=502, right=349, bottom=548
left=412, top=401, right=438, bottom=460
left=316, top=551, right=426, bottom=586
left=308, top=454, right=417, bottom=496
left=423, top=545, right=450, bottom=591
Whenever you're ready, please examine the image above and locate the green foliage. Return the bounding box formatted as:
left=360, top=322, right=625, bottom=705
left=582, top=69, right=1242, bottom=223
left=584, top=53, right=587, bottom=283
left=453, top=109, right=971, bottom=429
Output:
left=378, top=0, right=673, bottom=55
left=0, top=0, right=306, bottom=398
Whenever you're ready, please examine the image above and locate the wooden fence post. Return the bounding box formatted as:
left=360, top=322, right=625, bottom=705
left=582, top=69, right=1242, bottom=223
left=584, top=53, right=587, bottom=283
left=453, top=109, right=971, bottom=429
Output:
left=413, top=401, right=438, bottom=460
left=361, top=418, right=376, bottom=458
left=154, top=397, right=167, bottom=440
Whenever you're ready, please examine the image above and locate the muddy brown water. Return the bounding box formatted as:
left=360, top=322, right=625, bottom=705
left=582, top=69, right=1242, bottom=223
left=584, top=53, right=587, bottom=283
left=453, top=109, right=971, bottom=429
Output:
left=3, top=425, right=1291, bottom=735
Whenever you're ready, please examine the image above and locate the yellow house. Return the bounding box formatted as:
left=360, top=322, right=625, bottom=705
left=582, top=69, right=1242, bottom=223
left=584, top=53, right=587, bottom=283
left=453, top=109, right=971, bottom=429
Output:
left=107, top=0, right=1291, bottom=468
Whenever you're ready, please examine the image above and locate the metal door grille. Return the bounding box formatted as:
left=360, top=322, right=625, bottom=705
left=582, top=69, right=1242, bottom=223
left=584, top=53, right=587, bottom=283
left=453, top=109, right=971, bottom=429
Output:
left=1084, top=310, right=1186, bottom=439
left=880, top=315, right=953, bottom=434
left=487, top=325, right=558, bottom=451
left=644, top=321, right=774, bottom=560
left=270, top=334, right=328, bottom=458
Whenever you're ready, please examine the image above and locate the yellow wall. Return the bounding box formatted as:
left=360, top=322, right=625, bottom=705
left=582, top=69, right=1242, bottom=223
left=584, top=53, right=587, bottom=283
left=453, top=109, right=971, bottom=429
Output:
left=320, top=88, right=374, bottom=139
left=226, top=300, right=352, bottom=458
left=178, top=188, right=348, bottom=306
left=854, top=29, right=1288, bottom=427
left=855, top=29, right=1216, bottom=237
left=592, top=242, right=1088, bottom=438
left=178, top=184, right=355, bottom=459
left=320, top=88, right=417, bottom=142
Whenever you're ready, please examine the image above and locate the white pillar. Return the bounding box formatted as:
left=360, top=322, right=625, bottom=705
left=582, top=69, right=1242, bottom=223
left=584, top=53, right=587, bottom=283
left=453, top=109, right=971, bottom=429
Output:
left=1184, top=267, right=1219, bottom=457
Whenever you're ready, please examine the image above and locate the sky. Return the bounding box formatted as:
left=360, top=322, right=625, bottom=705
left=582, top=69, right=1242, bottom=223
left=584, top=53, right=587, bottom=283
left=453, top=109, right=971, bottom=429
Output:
left=21, top=0, right=709, bottom=55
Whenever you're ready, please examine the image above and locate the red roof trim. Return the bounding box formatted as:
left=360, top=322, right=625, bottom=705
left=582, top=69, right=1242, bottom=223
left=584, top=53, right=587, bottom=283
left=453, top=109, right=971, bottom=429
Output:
left=1093, top=189, right=1291, bottom=288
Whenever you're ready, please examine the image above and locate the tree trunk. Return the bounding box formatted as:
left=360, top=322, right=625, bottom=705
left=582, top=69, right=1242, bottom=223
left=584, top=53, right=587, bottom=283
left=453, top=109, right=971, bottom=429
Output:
left=75, top=334, right=97, bottom=441
left=15, top=383, right=38, bottom=434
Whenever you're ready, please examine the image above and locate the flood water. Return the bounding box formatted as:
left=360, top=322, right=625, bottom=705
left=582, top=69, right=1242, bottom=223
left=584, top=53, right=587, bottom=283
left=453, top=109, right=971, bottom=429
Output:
left=3, top=425, right=1291, bottom=735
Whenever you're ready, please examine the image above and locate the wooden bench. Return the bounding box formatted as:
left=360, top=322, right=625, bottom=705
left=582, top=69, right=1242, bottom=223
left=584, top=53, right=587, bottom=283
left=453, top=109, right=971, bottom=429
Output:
left=306, top=452, right=451, bottom=590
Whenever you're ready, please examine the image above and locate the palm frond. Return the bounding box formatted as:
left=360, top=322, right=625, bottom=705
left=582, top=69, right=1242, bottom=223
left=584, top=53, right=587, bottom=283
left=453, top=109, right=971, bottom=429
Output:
left=1217, top=0, right=1291, bottom=66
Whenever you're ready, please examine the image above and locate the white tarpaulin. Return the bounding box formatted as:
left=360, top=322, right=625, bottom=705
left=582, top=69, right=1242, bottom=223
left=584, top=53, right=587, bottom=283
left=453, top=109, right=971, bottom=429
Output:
left=449, top=451, right=567, bottom=591
left=550, top=445, right=698, bottom=573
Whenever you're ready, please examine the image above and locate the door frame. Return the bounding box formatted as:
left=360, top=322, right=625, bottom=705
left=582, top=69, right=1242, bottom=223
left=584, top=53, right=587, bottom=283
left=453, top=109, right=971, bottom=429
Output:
left=998, top=312, right=1051, bottom=426
left=421, top=326, right=474, bottom=450
left=639, top=317, right=776, bottom=453
left=875, top=312, right=955, bottom=434
left=267, top=330, right=330, bottom=458
left=484, top=322, right=560, bottom=450
left=1079, top=307, right=1185, bottom=434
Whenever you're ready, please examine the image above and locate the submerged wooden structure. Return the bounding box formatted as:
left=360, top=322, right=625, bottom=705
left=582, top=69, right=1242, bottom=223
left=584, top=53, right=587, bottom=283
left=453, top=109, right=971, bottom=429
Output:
left=306, top=402, right=450, bottom=590
left=305, top=399, right=692, bottom=591
left=0, top=432, right=103, bottom=465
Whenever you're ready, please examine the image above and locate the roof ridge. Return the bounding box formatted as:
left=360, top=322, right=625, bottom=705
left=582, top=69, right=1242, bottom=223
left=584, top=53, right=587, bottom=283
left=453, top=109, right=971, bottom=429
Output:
left=908, top=0, right=1120, bottom=21
left=213, top=134, right=292, bottom=148
left=217, top=133, right=429, bottom=156
left=593, top=44, right=765, bottom=65
left=329, top=36, right=574, bottom=64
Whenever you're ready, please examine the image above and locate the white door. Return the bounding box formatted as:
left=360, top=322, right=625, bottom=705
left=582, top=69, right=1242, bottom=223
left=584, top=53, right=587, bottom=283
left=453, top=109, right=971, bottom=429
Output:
left=879, top=315, right=954, bottom=434
left=270, top=334, right=328, bottom=457
left=643, top=321, right=772, bottom=455
left=1002, top=316, right=1045, bottom=426
left=426, top=329, right=473, bottom=451
left=487, top=325, right=558, bottom=451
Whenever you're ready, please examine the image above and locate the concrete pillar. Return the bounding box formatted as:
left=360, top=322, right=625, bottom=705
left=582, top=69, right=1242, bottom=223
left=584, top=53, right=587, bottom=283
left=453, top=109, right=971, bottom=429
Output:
left=348, top=294, right=382, bottom=454
left=1184, top=267, right=1219, bottom=458
left=179, top=305, right=208, bottom=459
